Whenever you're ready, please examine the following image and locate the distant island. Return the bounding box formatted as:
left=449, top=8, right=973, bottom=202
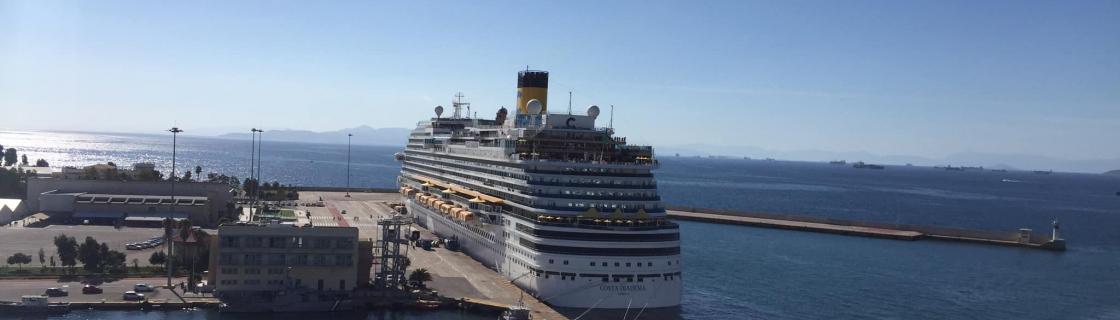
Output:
left=1106, top=170, right=1120, bottom=175
left=218, top=125, right=409, bottom=146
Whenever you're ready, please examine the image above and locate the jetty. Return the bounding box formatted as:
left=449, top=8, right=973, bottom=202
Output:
left=667, top=207, right=1066, bottom=251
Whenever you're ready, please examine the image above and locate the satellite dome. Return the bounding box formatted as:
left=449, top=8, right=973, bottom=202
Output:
left=587, top=105, right=600, bottom=119
left=526, top=99, right=543, bottom=115
left=435, top=105, right=444, bottom=118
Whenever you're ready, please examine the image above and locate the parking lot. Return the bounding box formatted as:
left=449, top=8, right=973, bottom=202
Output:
left=0, top=225, right=170, bottom=268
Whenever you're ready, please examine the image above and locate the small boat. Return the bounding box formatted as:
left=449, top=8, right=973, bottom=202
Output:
left=1033, top=170, right=1053, bottom=175
left=829, top=160, right=846, bottom=165
left=0, top=295, right=71, bottom=314
left=501, top=301, right=531, bottom=320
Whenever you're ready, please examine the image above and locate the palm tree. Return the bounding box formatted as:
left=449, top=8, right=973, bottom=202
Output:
left=408, top=268, right=432, bottom=288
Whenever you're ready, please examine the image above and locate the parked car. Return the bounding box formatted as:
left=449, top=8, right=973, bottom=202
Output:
left=82, top=285, right=103, bottom=294
left=44, top=288, right=68, bottom=297
left=122, top=291, right=145, bottom=301
left=133, top=283, right=155, bottom=292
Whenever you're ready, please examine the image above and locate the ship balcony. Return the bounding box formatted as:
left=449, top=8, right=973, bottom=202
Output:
left=526, top=180, right=657, bottom=190
left=501, top=207, right=676, bottom=232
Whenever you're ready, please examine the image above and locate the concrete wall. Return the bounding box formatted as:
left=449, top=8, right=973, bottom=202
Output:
left=38, top=192, right=77, bottom=213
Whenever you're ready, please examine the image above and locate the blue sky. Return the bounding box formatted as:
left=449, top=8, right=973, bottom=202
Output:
left=1, top=0, right=1117, bottom=160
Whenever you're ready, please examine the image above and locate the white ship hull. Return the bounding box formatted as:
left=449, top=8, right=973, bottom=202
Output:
left=407, top=199, right=681, bottom=309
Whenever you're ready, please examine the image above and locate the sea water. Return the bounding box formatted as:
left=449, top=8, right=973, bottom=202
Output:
left=2, top=130, right=1118, bottom=319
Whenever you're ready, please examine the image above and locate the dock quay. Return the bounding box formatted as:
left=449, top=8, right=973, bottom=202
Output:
left=298, top=191, right=571, bottom=320
left=667, top=207, right=1066, bottom=251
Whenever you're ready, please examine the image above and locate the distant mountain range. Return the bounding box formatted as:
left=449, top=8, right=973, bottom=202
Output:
left=1106, top=170, right=1120, bottom=175
left=216, top=125, right=410, bottom=146
left=657, top=144, right=1120, bottom=174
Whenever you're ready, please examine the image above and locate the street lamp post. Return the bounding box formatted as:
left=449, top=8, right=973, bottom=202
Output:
left=167, top=127, right=183, bottom=288
left=256, top=129, right=263, bottom=206
left=249, top=128, right=261, bottom=219
left=346, top=133, right=352, bottom=198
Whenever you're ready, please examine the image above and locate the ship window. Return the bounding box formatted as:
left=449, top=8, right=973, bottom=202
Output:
left=614, top=262, right=620, bottom=267
left=648, top=262, right=653, bottom=267
left=590, top=262, right=595, bottom=266
left=602, top=262, right=607, bottom=267
left=602, top=277, right=608, bottom=282
left=563, top=260, right=568, bottom=265
left=549, top=259, right=554, bottom=264
left=626, top=262, right=631, bottom=267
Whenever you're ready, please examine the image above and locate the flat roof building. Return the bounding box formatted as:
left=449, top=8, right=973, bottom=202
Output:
left=26, top=177, right=235, bottom=226
left=209, top=223, right=365, bottom=302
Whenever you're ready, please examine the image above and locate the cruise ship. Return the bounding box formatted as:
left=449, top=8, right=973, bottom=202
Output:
left=395, top=70, right=681, bottom=309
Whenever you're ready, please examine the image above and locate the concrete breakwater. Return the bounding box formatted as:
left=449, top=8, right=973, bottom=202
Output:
left=666, top=206, right=1067, bottom=251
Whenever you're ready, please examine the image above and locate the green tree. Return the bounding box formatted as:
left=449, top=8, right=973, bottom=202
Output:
left=408, top=268, right=432, bottom=287
left=149, top=251, right=167, bottom=267
left=104, top=250, right=127, bottom=272
left=132, top=258, right=140, bottom=272
left=35, top=159, right=49, bottom=167
left=77, top=236, right=103, bottom=272
left=20, top=154, right=28, bottom=166
left=37, top=248, right=45, bottom=271
left=7, top=253, right=32, bottom=270
left=49, top=256, right=56, bottom=268
left=182, top=170, right=192, bottom=182
left=53, top=235, right=78, bottom=273
left=3, top=148, right=16, bottom=166
left=195, top=166, right=202, bottom=181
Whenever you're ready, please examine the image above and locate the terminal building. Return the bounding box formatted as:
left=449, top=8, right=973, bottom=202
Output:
left=24, top=177, right=236, bottom=227
left=208, top=223, right=367, bottom=303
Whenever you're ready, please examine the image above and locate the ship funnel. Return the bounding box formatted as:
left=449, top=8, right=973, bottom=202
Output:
left=517, top=70, right=548, bottom=114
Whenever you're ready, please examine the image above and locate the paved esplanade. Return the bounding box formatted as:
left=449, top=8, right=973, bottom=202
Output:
left=299, top=191, right=568, bottom=320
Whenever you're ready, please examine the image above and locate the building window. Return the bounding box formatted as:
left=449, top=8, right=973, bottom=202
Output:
left=221, top=267, right=238, bottom=274
left=246, top=237, right=263, bottom=248
left=245, top=268, right=261, bottom=275
left=268, top=268, right=284, bottom=275
left=339, top=280, right=346, bottom=291
left=220, top=236, right=240, bottom=248
left=269, top=237, right=286, bottom=248
left=336, top=238, right=354, bottom=249
left=219, top=253, right=238, bottom=265
left=314, top=238, right=332, bottom=249
left=291, top=254, right=308, bottom=266
left=244, top=254, right=262, bottom=265
left=336, top=254, right=353, bottom=266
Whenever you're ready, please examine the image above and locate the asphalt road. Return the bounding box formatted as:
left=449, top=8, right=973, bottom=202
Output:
left=0, top=277, right=186, bottom=303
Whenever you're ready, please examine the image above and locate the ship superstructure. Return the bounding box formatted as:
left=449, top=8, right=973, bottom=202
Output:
left=396, top=70, right=681, bottom=309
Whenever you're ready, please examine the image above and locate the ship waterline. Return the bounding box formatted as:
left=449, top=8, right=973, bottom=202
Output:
left=395, top=70, right=682, bottom=309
